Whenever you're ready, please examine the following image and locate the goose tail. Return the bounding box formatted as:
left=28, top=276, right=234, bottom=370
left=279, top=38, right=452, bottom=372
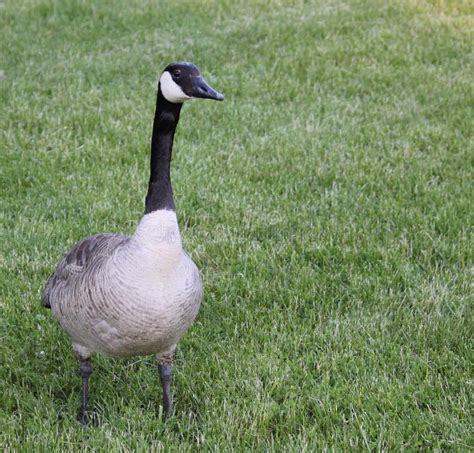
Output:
left=41, top=275, right=53, bottom=309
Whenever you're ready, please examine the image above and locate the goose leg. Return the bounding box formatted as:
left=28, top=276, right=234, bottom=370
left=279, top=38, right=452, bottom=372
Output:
left=159, top=363, right=173, bottom=418
left=77, top=356, right=92, bottom=426
left=156, top=349, right=175, bottom=419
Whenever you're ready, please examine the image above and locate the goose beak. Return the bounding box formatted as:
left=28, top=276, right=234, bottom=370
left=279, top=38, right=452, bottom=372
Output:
left=189, top=76, right=224, bottom=101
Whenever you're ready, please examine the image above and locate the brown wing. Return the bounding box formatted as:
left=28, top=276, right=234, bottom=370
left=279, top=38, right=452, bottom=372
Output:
left=41, top=233, right=130, bottom=308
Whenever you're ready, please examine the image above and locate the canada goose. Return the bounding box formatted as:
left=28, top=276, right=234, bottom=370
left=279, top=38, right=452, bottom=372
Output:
left=42, top=62, right=224, bottom=425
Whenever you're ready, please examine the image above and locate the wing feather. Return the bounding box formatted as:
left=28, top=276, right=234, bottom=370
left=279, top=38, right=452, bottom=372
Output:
left=41, top=233, right=130, bottom=308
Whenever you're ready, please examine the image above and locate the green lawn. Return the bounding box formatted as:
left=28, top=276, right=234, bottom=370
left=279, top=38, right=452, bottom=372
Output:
left=1, top=0, right=473, bottom=450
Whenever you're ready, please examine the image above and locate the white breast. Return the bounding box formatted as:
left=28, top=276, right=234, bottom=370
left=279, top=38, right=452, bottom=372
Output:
left=131, top=209, right=183, bottom=268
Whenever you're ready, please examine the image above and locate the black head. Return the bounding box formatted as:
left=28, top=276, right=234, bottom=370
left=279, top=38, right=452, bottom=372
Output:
left=159, top=62, right=224, bottom=103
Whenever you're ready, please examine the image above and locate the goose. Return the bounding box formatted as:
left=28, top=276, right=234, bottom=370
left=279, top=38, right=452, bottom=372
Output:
left=42, top=62, right=224, bottom=425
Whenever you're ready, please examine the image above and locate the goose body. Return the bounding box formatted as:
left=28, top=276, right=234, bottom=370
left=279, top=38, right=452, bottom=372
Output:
left=43, top=211, right=202, bottom=359
left=42, top=62, right=223, bottom=423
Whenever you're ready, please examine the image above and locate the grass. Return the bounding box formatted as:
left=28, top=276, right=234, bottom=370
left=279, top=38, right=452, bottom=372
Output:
left=1, top=0, right=473, bottom=450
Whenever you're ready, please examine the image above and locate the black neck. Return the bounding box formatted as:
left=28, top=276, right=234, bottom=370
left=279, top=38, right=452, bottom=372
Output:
left=144, top=87, right=182, bottom=214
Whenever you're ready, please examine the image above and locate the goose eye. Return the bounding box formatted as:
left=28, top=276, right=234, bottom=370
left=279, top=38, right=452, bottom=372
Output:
left=173, top=70, right=181, bottom=78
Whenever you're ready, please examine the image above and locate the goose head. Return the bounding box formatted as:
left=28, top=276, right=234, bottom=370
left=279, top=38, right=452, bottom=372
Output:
left=159, top=62, right=224, bottom=104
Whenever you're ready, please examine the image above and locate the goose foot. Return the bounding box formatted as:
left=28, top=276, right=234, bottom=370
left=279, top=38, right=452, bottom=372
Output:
left=77, top=356, right=92, bottom=426
left=77, top=409, right=90, bottom=427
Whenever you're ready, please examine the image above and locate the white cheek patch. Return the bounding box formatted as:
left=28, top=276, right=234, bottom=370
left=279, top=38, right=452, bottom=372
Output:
left=159, top=71, right=191, bottom=103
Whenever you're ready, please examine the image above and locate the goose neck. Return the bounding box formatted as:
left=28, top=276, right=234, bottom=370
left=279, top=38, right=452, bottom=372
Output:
left=145, top=89, right=183, bottom=214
